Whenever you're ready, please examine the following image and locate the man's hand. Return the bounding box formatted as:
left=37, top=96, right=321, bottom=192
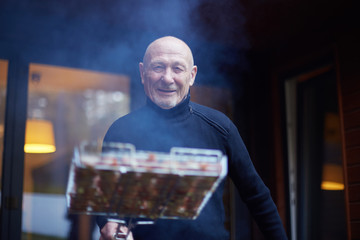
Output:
left=99, top=221, right=134, bottom=240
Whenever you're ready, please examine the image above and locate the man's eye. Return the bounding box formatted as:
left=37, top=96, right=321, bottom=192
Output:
left=153, top=66, right=164, bottom=72
left=173, top=67, right=184, bottom=73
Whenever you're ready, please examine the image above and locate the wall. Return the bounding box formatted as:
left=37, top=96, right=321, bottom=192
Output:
left=337, top=34, right=360, bottom=240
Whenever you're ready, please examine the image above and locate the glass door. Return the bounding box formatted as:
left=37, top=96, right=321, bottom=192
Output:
left=22, top=63, right=130, bottom=240
left=285, top=65, right=347, bottom=240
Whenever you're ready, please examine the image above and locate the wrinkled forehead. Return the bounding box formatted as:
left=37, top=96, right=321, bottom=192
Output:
left=143, top=37, right=194, bottom=67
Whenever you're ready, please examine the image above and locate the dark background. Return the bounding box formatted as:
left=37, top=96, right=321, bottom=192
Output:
left=1, top=0, right=358, bottom=238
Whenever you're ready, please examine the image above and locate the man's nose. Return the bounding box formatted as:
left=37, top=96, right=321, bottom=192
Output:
left=161, top=68, right=174, bottom=84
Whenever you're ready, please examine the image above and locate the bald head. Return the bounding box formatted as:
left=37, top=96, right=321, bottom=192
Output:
left=143, top=36, right=194, bottom=69
left=139, top=36, right=198, bottom=109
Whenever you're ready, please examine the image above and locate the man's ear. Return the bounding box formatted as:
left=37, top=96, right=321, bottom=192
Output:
left=139, top=62, right=145, bottom=84
left=189, top=65, right=197, bottom=86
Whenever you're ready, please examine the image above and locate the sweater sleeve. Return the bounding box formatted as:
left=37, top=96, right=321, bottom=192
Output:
left=227, top=122, right=288, bottom=240
left=96, top=216, right=108, bottom=231
left=94, top=123, right=122, bottom=232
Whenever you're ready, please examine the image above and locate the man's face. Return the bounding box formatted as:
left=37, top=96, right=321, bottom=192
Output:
left=139, top=38, right=197, bottom=109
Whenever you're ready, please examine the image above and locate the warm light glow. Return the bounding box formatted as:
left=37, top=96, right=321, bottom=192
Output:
left=24, top=143, right=56, bottom=153
left=321, top=181, right=344, bottom=191
left=24, top=119, right=56, bottom=153
left=321, top=163, right=344, bottom=191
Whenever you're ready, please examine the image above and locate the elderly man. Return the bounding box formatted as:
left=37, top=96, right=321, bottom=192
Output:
left=97, top=36, right=287, bottom=240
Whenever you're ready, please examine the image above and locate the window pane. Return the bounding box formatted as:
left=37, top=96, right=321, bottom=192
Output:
left=22, top=63, right=130, bottom=239
left=296, top=70, right=346, bottom=240
left=0, top=59, right=9, bottom=205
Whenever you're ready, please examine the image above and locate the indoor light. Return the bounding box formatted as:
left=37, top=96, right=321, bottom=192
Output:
left=321, top=163, right=344, bottom=191
left=24, top=119, right=56, bottom=153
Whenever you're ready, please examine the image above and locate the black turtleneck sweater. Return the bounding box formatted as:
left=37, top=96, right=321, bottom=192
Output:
left=97, top=96, right=287, bottom=240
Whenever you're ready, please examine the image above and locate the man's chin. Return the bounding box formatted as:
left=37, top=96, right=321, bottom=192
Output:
left=154, top=99, right=177, bottom=109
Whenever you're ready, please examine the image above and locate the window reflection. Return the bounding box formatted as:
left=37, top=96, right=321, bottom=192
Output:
left=0, top=59, right=8, bottom=204
left=285, top=67, right=347, bottom=240
left=23, top=63, right=130, bottom=239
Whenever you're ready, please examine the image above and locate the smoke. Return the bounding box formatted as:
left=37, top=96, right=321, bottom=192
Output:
left=1, top=0, right=249, bottom=89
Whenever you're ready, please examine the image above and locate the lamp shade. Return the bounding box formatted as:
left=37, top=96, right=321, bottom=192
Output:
left=321, top=163, right=344, bottom=190
left=24, top=119, right=56, bottom=153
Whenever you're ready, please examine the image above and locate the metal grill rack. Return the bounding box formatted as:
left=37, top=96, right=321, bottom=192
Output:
left=66, top=141, right=227, bottom=225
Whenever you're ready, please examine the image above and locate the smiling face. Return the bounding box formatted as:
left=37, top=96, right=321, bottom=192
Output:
left=139, top=37, right=197, bottom=109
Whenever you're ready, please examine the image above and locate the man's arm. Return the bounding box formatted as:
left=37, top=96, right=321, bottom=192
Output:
left=227, top=122, right=288, bottom=239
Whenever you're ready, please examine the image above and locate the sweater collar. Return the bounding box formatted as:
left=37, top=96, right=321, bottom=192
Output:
left=146, top=94, right=191, bottom=119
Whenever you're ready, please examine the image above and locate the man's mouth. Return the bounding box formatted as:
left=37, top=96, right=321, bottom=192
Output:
left=158, top=88, right=176, bottom=94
